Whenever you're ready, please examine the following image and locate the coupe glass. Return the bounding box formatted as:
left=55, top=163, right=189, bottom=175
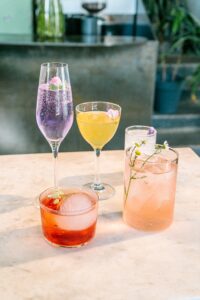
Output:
left=76, top=101, right=121, bottom=200
left=36, top=62, right=73, bottom=188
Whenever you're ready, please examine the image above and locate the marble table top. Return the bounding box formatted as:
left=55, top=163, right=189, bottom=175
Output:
left=0, top=149, right=200, bottom=300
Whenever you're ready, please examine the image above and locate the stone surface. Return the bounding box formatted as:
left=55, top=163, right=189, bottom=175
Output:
left=0, top=148, right=200, bottom=299
left=0, top=37, right=158, bottom=154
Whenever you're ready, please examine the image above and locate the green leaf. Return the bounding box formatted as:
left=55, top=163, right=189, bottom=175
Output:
left=48, top=190, right=64, bottom=199
left=49, top=84, right=58, bottom=91
left=53, top=199, right=60, bottom=204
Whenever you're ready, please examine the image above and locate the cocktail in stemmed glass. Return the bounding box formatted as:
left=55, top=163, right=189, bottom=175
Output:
left=76, top=101, right=121, bottom=200
left=36, top=62, right=73, bottom=188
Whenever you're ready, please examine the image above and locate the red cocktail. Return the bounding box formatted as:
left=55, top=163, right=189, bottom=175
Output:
left=39, top=187, right=98, bottom=247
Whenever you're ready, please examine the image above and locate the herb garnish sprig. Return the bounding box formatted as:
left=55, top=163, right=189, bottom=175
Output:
left=124, top=141, right=169, bottom=205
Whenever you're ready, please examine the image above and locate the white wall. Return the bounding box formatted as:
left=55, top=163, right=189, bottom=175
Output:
left=61, top=0, right=145, bottom=15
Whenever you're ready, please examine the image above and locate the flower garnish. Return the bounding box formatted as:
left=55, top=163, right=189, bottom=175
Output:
left=135, top=149, right=141, bottom=156
left=49, top=76, right=62, bottom=90
left=133, top=140, right=146, bottom=148
left=124, top=140, right=170, bottom=205
left=135, top=142, right=140, bottom=148
left=147, top=127, right=156, bottom=135
left=50, top=76, right=62, bottom=86
left=48, top=190, right=64, bottom=199
left=163, top=141, right=169, bottom=150
left=155, top=140, right=169, bottom=151
left=53, top=198, right=60, bottom=205
left=107, top=109, right=119, bottom=119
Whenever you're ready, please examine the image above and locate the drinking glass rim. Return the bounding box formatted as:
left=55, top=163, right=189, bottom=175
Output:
left=39, top=187, right=98, bottom=216
left=41, top=62, right=68, bottom=68
left=126, top=147, right=179, bottom=164
left=125, top=125, right=157, bottom=137
left=75, top=101, right=121, bottom=113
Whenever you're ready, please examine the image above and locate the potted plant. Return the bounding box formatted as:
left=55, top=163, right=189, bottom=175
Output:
left=155, top=65, right=183, bottom=113
left=143, top=0, right=200, bottom=114
left=187, top=65, right=200, bottom=103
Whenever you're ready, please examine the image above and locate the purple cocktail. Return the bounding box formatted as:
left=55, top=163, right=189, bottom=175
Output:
left=36, top=84, right=73, bottom=141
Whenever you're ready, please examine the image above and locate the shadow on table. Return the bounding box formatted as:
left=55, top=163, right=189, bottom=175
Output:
left=59, top=171, right=123, bottom=187
left=0, top=211, right=155, bottom=268
left=0, top=195, right=32, bottom=214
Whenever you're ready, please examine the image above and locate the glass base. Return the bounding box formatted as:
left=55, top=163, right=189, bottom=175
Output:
left=123, top=214, right=173, bottom=232
left=44, top=237, right=92, bottom=248
left=83, top=182, right=115, bottom=200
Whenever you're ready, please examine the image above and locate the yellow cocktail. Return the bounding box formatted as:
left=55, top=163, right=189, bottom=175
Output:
left=76, top=102, right=121, bottom=200
left=77, top=111, right=120, bottom=149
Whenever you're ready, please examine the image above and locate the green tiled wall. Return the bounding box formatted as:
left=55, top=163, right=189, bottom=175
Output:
left=0, top=0, right=33, bottom=35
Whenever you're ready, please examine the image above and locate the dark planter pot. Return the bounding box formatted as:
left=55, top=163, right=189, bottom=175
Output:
left=102, top=24, right=154, bottom=39
left=155, top=80, right=183, bottom=114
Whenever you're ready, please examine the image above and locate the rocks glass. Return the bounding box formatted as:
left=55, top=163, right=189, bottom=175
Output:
left=39, top=187, right=98, bottom=247
left=123, top=147, right=178, bottom=231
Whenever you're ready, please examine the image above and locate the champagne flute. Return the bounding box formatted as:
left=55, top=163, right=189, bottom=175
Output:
left=76, top=101, right=121, bottom=200
left=36, top=62, right=73, bottom=189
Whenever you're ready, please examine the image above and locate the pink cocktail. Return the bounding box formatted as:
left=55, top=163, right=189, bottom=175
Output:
left=123, top=148, right=178, bottom=231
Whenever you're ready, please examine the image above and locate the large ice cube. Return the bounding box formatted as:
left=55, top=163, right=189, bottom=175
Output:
left=59, top=193, right=92, bottom=214
left=54, top=192, right=97, bottom=231
left=144, top=156, right=172, bottom=174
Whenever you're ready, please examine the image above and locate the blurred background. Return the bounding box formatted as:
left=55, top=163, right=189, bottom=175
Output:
left=0, top=0, right=199, bottom=155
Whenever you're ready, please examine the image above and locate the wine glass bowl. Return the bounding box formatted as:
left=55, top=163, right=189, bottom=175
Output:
left=36, top=62, right=73, bottom=142
left=76, top=101, right=121, bottom=200
left=76, top=101, right=120, bottom=149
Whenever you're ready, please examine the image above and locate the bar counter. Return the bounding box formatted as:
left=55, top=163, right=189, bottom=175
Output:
left=0, top=34, right=146, bottom=47
left=0, top=148, right=200, bottom=299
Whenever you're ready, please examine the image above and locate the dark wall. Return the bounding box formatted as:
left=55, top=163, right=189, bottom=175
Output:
left=0, top=40, right=158, bottom=154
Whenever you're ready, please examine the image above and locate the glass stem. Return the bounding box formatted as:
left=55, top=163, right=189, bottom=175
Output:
left=50, top=141, right=60, bottom=189
left=53, top=155, right=58, bottom=189
left=94, top=149, right=102, bottom=188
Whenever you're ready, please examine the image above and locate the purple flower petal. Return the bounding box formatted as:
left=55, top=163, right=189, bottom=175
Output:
left=147, top=127, right=155, bottom=135
left=50, top=76, right=62, bottom=86
left=107, top=109, right=119, bottom=119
